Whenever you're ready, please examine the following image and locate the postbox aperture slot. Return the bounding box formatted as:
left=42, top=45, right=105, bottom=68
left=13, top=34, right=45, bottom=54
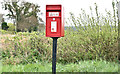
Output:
left=46, top=10, right=61, bottom=12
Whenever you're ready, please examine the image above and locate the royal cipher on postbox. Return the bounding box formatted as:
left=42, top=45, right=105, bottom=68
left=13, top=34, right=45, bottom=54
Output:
left=46, top=5, right=64, bottom=37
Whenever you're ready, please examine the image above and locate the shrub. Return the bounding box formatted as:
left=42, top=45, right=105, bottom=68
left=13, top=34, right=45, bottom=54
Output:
left=0, top=29, right=15, bottom=34
left=7, top=23, right=15, bottom=31
left=1, top=28, right=118, bottom=65
left=1, top=32, right=52, bottom=65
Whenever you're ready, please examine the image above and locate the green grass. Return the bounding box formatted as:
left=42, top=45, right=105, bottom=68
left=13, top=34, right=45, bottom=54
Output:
left=2, top=60, right=118, bottom=72
left=0, top=61, right=2, bottom=74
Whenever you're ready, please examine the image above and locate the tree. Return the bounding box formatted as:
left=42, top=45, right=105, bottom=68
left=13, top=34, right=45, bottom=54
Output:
left=0, top=14, right=4, bottom=29
left=2, top=0, right=43, bottom=32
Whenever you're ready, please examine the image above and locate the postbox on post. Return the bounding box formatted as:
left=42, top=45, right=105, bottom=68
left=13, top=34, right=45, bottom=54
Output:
left=46, top=5, right=64, bottom=37
left=46, top=5, right=64, bottom=74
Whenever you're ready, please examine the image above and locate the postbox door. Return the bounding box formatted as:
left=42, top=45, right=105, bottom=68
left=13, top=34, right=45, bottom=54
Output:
left=46, top=17, right=61, bottom=37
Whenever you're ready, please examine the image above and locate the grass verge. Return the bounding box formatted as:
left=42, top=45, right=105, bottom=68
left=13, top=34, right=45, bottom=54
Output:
left=2, top=60, right=118, bottom=72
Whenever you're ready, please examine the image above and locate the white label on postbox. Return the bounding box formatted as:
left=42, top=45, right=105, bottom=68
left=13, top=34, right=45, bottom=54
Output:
left=51, top=21, right=57, bottom=32
left=49, top=12, right=59, bottom=17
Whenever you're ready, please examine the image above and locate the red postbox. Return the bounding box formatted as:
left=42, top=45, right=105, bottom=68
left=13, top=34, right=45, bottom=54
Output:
left=46, top=5, right=64, bottom=37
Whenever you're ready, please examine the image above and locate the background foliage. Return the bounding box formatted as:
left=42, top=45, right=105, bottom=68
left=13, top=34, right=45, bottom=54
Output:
left=1, top=1, right=43, bottom=32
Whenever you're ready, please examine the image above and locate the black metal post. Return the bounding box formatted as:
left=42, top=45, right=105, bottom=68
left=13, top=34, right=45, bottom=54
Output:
left=52, top=37, right=58, bottom=74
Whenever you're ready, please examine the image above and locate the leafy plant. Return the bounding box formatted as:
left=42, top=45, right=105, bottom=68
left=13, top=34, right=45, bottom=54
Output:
left=7, top=23, right=15, bottom=31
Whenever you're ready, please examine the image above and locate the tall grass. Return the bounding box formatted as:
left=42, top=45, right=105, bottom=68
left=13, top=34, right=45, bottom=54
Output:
left=59, top=1, right=118, bottom=63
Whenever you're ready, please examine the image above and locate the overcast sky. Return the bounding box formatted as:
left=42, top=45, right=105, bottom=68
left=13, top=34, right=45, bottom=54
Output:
left=0, top=0, right=120, bottom=25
